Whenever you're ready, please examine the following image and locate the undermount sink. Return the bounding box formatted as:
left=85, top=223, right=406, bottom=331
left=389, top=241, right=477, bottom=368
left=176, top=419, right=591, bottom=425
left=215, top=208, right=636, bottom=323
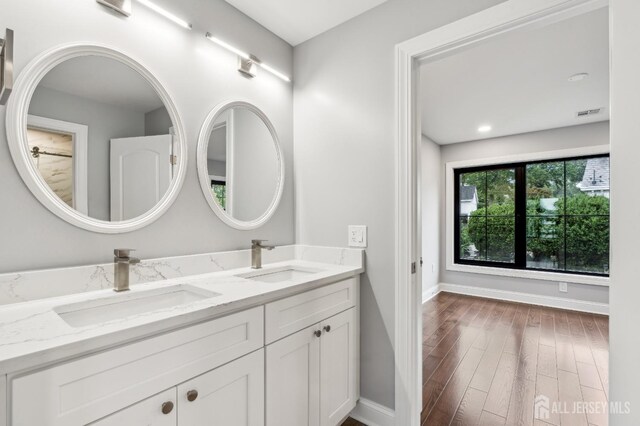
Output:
left=236, top=265, right=325, bottom=283
left=54, top=284, right=221, bottom=327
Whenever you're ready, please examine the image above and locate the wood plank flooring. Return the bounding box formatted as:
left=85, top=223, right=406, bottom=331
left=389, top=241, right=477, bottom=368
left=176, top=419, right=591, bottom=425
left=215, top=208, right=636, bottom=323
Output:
left=342, top=292, right=609, bottom=426
left=341, top=418, right=366, bottom=426
left=421, top=292, right=609, bottom=426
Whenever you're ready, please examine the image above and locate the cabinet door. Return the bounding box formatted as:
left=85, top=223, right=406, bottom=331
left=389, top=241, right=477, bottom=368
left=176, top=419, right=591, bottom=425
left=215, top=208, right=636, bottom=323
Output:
left=320, top=308, right=358, bottom=426
left=89, top=388, right=176, bottom=426
left=177, top=349, right=264, bottom=426
left=266, top=324, right=321, bottom=426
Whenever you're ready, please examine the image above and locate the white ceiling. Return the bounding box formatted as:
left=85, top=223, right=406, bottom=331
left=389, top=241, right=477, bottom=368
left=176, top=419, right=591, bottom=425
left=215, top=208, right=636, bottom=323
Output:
left=224, top=0, right=388, bottom=46
left=420, top=7, right=609, bottom=145
left=39, top=56, right=165, bottom=114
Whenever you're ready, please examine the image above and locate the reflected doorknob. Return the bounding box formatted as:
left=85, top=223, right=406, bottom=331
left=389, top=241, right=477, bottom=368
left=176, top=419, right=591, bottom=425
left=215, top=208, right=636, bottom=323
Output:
left=314, top=330, right=322, bottom=338
left=323, top=325, right=331, bottom=333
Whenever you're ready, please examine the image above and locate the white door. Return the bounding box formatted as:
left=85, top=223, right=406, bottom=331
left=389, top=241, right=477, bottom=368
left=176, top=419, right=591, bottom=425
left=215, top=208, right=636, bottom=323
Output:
left=110, top=134, right=172, bottom=221
left=89, top=388, right=177, bottom=426
left=266, top=325, right=321, bottom=426
left=177, top=350, right=264, bottom=426
left=320, top=308, right=358, bottom=426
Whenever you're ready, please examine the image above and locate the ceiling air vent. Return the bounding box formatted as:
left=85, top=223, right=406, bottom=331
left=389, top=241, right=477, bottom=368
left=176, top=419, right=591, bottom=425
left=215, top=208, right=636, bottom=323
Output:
left=576, top=108, right=603, bottom=118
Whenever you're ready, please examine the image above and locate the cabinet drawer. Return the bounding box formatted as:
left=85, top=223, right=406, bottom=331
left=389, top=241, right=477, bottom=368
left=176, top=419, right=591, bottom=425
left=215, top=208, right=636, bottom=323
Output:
left=265, top=278, right=358, bottom=344
left=11, top=306, right=263, bottom=426
left=89, top=388, right=177, bottom=426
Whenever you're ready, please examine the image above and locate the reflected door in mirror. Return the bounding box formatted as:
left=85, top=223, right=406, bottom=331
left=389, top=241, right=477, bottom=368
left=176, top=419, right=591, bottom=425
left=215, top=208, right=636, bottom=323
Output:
left=26, top=55, right=177, bottom=222
left=110, top=134, right=172, bottom=221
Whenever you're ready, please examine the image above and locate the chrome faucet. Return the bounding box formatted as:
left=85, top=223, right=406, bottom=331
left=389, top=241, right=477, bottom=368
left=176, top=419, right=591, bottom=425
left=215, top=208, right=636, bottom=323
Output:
left=251, top=240, right=275, bottom=269
left=113, top=249, right=140, bottom=292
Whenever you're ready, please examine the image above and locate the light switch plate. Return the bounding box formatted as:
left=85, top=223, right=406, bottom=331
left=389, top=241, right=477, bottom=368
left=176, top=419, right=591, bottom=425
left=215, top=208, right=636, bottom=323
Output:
left=348, top=225, right=367, bottom=248
left=559, top=282, right=568, bottom=293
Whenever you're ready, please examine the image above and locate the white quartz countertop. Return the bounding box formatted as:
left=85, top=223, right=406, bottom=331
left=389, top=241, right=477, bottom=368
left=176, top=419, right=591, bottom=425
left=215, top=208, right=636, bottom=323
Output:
left=0, top=257, right=363, bottom=375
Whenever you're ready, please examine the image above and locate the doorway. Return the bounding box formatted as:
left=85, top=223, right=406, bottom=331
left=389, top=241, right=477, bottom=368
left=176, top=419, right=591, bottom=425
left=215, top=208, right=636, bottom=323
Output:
left=393, top=1, right=611, bottom=425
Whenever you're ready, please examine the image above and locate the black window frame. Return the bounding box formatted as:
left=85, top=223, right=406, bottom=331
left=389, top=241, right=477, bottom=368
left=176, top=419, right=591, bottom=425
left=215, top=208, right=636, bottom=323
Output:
left=454, top=153, right=609, bottom=277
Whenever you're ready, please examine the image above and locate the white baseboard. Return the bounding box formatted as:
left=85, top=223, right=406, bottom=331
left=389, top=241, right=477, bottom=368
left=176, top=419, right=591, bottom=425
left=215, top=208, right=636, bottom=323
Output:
left=422, top=285, right=440, bottom=303
left=438, top=282, right=609, bottom=315
left=349, top=398, right=395, bottom=426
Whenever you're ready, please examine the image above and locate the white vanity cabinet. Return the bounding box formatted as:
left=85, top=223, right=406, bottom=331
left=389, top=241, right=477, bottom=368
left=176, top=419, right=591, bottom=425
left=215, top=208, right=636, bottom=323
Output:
left=0, top=375, right=6, bottom=426
left=266, top=322, right=321, bottom=426
left=177, top=349, right=264, bottom=426
left=7, top=276, right=360, bottom=426
left=10, top=307, right=264, bottom=426
left=90, top=388, right=178, bottom=426
left=90, top=349, right=264, bottom=426
left=319, top=308, right=359, bottom=426
left=265, top=278, right=359, bottom=426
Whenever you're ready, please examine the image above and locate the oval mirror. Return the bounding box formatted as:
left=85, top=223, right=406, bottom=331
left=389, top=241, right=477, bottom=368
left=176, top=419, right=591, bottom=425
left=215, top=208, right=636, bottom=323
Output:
left=197, top=101, right=284, bottom=230
left=5, top=44, right=187, bottom=233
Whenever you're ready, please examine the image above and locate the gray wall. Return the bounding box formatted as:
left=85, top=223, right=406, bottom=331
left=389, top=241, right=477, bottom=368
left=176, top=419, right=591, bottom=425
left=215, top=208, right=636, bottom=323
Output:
left=207, top=160, right=226, bottom=177
left=231, top=108, right=279, bottom=221
left=421, top=135, right=441, bottom=297
left=29, top=86, right=146, bottom=220
left=294, top=0, right=506, bottom=409
left=144, top=106, right=172, bottom=136
left=207, top=125, right=227, bottom=175
left=439, top=122, right=610, bottom=304
left=0, top=0, right=293, bottom=272
left=610, top=0, right=640, bottom=422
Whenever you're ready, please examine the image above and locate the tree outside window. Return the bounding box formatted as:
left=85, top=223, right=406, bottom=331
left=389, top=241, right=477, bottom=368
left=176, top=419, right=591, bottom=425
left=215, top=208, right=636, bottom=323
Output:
left=456, top=155, right=609, bottom=276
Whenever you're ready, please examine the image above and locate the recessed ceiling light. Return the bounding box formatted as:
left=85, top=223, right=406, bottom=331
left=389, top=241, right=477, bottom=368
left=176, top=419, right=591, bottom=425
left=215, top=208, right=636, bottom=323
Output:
left=568, top=73, right=589, bottom=82
left=478, top=125, right=492, bottom=133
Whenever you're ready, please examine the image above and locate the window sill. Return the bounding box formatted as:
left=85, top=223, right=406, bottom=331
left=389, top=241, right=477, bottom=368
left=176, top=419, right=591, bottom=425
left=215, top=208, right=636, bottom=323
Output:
left=446, top=262, right=610, bottom=287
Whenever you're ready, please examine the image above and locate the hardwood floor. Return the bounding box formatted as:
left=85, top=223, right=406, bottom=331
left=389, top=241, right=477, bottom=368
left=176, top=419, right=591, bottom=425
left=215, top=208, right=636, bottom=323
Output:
left=341, top=418, right=367, bottom=426
left=341, top=292, right=608, bottom=426
left=421, top=292, right=609, bottom=426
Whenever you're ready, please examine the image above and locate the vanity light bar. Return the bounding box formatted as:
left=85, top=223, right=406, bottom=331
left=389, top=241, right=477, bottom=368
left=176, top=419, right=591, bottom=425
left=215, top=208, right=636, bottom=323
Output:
left=137, top=0, right=192, bottom=29
left=206, top=34, right=250, bottom=60
left=205, top=33, right=291, bottom=83
left=258, top=62, right=291, bottom=83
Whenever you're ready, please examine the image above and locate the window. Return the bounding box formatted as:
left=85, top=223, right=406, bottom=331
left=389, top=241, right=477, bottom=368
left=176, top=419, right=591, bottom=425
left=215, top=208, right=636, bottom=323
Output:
left=455, top=155, right=609, bottom=276
left=211, top=179, right=227, bottom=210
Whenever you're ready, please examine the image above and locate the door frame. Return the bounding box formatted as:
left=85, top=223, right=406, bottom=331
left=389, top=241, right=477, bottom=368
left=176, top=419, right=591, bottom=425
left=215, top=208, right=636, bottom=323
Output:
left=393, top=0, right=609, bottom=424
left=27, top=114, right=89, bottom=215
left=205, top=110, right=236, bottom=216
left=211, top=109, right=235, bottom=216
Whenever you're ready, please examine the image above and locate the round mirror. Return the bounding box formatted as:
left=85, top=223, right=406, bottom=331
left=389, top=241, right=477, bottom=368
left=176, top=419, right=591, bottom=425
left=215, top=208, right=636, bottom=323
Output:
left=5, top=44, right=187, bottom=233
left=197, top=101, right=284, bottom=230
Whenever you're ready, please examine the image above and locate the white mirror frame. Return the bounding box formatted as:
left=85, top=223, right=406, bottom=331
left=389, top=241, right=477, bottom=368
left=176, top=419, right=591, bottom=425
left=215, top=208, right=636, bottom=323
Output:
left=197, top=101, right=285, bottom=230
left=5, top=43, right=187, bottom=233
